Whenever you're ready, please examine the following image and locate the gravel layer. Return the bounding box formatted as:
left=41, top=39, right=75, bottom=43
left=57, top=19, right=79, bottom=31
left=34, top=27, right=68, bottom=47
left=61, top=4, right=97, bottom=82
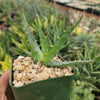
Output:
left=12, top=56, right=73, bottom=87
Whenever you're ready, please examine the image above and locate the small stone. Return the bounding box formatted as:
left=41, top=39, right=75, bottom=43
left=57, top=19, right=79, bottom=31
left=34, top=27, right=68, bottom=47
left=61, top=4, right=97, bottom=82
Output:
left=33, top=65, right=39, bottom=69
left=47, top=68, right=52, bottom=74
left=35, top=74, right=42, bottom=82
left=57, top=68, right=61, bottom=72
left=41, top=65, right=47, bottom=68
left=26, top=73, right=34, bottom=79
left=39, top=72, right=50, bottom=80
left=65, top=73, right=68, bottom=76
left=30, top=79, right=35, bottom=83
left=13, top=59, right=17, bottom=66
left=53, top=55, right=61, bottom=61
left=23, top=61, right=31, bottom=67
left=21, top=57, right=33, bottom=66
left=65, top=73, right=73, bottom=76
left=14, top=73, right=23, bottom=81
left=50, top=67, right=54, bottom=71
left=29, top=64, right=34, bottom=69
left=25, top=81, right=32, bottom=84
left=67, top=67, right=72, bottom=73
left=37, top=61, right=42, bottom=69
left=13, top=80, right=17, bottom=85
left=32, top=69, right=37, bottom=74
left=14, top=81, right=23, bottom=87
left=13, top=65, right=25, bottom=71
left=55, top=72, right=62, bottom=77
left=63, top=68, right=68, bottom=74
left=18, top=56, right=25, bottom=59
left=25, top=68, right=37, bottom=74
left=22, top=71, right=26, bottom=76
left=22, top=80, right=26, bottom=84
left=13, top=71, right=18, bottom=80
left=25, top=68, right=32, bottom=73
left=50, top=72, right=56, bottom=78
left=42, top=68, right=49, bottom=72
left=23, top=77, right=29, bottom=81
left=55, top=68, right=58, bottom=72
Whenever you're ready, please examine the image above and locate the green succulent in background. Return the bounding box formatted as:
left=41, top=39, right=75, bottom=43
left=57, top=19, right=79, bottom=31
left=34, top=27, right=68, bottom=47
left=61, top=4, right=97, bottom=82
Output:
left=0, top=54, right=11, bottom=72
left=23, top=0, right=61, bottom=23
left=95, top=32, right=100, bottom=48
left=0, top=27, right=12, bottom=74
left=0, top=0, right=25, bottom=27
left=60, top=33, right=96, bottom=60
left=57, top=25, right=100, bottom=93
left=72, top=33, right=96, bottom=48
left=0, top=47, right=4, bottom=61
left=23, top=0, right=69, bottom=39
left=0, top=46, right=12, bottom=74
left=74, top=43, right=100, bottom=92
left=0, top=0, right=14, bottom=23
left=23, top=0, right=47, bottom=21
left=65, top=31, right=100, bottom=92
left=0, top=31, right=12, bottom=54
left=0, top=31, right=12, bottom=73
left=72, top=33, right=96, bottom=59
left=8, top=25, right=30, bottom=56
left=70, top=80, right=95, bottom=100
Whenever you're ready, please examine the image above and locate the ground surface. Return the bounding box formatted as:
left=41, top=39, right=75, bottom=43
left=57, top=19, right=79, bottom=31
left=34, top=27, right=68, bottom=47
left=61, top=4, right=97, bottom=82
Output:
left=54, top=0, right=100, bottom=16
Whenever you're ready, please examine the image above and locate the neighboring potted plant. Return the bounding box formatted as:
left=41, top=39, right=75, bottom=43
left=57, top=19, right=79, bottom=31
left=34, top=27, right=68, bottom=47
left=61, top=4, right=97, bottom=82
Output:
left=9, top=15, right=92, bottom=100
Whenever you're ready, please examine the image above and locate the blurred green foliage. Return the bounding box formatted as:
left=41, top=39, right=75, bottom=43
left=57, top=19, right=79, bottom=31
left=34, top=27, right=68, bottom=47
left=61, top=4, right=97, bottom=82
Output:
left=70, top=80, right=95, bottom=100
left=0, top=0, right=100, bottom=99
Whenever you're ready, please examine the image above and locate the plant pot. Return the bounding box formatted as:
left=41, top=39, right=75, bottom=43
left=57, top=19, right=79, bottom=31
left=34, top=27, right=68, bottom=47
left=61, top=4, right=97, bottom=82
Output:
left=9, top=58, right=76, bottom=100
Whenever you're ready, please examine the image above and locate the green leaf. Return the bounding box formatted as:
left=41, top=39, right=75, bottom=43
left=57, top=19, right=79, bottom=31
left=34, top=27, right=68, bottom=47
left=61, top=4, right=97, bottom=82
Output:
left=42, top=60, right=93, bottom=67
left=37, top=22, right=50, bottom=55
left=11, top=38, right=22, bottom=48
left=10, top=47, right=26, bottom=55
left=83, top=76, right=97, bottom=83
left=94, top=56, right=100, bottom=61
left=0, top=61, right=11, bottom=71
left=23, top=49, right=33, bottom=59
left=43, top=16, right=83, bottom=62
left=0, top=47, right=4, bottom=60
left=23, top=13, right=43, bottom=61
left=90, top=72, right=100, bottom=76
left=43, top=36, right=67, bottom=62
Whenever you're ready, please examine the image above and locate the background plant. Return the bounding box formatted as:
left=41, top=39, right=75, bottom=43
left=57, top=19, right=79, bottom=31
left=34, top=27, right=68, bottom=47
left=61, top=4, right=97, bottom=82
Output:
left=0, top=0, right=100, bottom=99
left=70, top=80, right=95, bottom=100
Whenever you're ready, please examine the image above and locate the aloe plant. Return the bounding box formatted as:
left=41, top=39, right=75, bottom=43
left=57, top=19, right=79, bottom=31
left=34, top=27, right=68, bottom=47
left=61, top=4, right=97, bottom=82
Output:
left=22, top=14, right=93, bottom=67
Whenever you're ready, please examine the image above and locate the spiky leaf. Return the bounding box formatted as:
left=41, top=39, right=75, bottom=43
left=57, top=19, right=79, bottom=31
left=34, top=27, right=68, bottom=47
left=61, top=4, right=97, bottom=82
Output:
left=43, top=60, right=94, bottom=67
left=23, top=13, right=43, bottom=61
left=37, top=22, right=50, bottom=55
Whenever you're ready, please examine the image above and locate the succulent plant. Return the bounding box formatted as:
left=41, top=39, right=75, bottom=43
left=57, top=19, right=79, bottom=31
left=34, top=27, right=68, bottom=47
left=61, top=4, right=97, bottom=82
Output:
left=70, top=80, right=95, bottom=100
left=23, top=14, right=93, bottom=67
